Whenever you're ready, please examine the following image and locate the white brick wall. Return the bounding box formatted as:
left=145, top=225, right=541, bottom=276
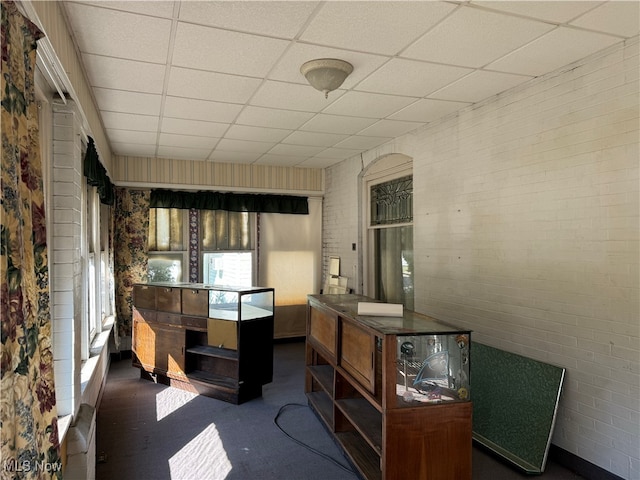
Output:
left=51, top=101, right=83, bottom=417
left=324, top=37, right=639, bottom=479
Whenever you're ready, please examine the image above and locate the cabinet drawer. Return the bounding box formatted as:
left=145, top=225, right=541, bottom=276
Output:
left=207, top=319, right=238, bottom=350
left=156, top=287, right=181, bottom=313
left=133, top=307, right=156, bottom=323
left=308, top=306, right=336, bottom=361
left=182, top=315, right=207, bottom=329
left=340, top=320, right=375, bottom=393
left=157, top=312, right=181, bottom=325
left=133, top=285, right=156, bottom=309
left=182, top=288, right=208, bottom=317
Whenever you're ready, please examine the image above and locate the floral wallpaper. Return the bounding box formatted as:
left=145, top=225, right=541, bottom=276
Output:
left=113, top=188, right=150, bottom=339
left=1, top=2, right=62, bottom=477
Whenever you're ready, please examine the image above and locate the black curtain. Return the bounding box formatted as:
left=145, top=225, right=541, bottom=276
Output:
left=83, top=136, right=115, bottom=205
left=150, top=189, right=308, bottom=214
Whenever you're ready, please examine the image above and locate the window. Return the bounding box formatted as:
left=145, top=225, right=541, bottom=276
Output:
left=367, top=172, right=414, bottom=310
left=148, top=208, right=255, bottom=285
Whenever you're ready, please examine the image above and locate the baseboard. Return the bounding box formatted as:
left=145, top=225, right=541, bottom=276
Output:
left=549, top=445, right=624, bottom=480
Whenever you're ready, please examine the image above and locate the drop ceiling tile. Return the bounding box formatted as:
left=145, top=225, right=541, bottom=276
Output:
left=474, top=1, right=598, bottom=24
left=158, top=133, right=219, bottom=150
left=225, top=125, right=292, bottom=143
left=267, top=144, right=325, bottom=157
left=333, top=136, right=391, bottom=150
left=163, top=97, right=243, bottom=124
left=173, top=23, right=289, bottom=77
left=267, top=42, right=388, bottom=87
left=64, top=3, right=172, bottom=63
left=250, top=81, right=345, bottom=112
left=570, top=2, right=640, bottom=38
left=313, top=147, right=361, bottom=160
left=357, top=119, right=425, bottom=138
left=429, top=70, right=532, bottom=103
left=161, top=118, right=229, bottom=137
left=355, top=58, right=472, bottom=97
left=167, top=67, right=262, bottom=104
left=322, top=91, right=416, bottom=119
left=81, top=54, right=166, bottom=94
left=300, top=1, right=456, bottom=55
left=487, top=26, right=624, bottom=76
left=74, top=1, right=176, bottom=18
left=297, top=157, right=342, bottom=168
left=215, top=139, right=276, bottom=154
left=179, top=1, right=318, bottom=38
left=93, top=88, right=162, bottom=115
left=404, top=6, right=555, bottom=68
left=253, top=154, right=310, bottom=166
left=282, top=131, right=348, bottom=147
left=107, top=129, right=157, bottom=145
left=300, top=114, right=378, bottom=135
left=209, top=150, right=262, bottom=164
left=101, top=112, right=159, bottom=132
left=157, top=145, right=213, bottom=161
left=110, top=142, right=157, bottom=157
left=389, top=98, right=470, bottom=123
left=235, top=106, right=314, bottom=129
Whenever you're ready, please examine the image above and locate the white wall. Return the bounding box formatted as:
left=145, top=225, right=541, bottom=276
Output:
left=324, top=37, right=639, bottom=479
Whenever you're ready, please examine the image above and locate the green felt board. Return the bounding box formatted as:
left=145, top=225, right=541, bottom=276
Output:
left=471, top=342, right=565, bottom=474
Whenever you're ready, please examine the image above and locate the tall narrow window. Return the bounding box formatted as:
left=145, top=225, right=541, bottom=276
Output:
left=369, top=175, right=414, bottom=310
left=148, top=208, right=186, bottom=283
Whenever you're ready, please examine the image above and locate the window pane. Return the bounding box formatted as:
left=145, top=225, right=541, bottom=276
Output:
left=203, top=252, right=252, bottom=287
left=374, top=225, right=414, bottom=310
left=148, top=253, right=184, bottom=283
left=371, top=175, right=413, bottom=226
left=169, top=209, right=183, bottom=250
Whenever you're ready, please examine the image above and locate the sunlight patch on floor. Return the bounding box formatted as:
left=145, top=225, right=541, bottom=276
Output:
left=155, top=388, right=197, bottom=422
left=168, top=423, right=232, bottom=479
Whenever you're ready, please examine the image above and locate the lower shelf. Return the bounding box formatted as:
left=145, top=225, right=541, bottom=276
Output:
left=334, top=431, right=381, bottom=480
left=307, top=391, right=333, bottom=427
left=187, top=370, right=239, bottom=389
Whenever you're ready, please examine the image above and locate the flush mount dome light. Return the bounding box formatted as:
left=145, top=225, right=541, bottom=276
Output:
left=300, top=58, right=353, bottom=99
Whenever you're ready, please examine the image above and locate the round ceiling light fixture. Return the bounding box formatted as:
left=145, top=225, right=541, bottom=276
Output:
left=300, top=58, right=353, bottom=99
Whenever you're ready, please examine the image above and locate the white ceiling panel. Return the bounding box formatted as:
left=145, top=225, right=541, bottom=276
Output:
left=161, top=118, right=229, bottom=138
left=300, top=114, right=378, bottom=135
left=101, top=112, right=159, bottom=132
left=60, top=1, right=635, bottom=169
left=355, top=58, right=472, bottom=97
left=64, top=3, right=172, bottom=63
left=92, top=87, right=162, bottom=116
left=300, top=1, right=457, bottom=55
left=178, top=1, right=319, bottom=38
left=388, top=99, right=471, bottom=123
left=403, top=6, right=555, bottom=68
left=487, top=26, right=624, bottom=76
left=167, top=67, right=262, bottom=104
left=163, top=97, right=243, bottom=124
left=430, top=71, right=533, bottom=103
left=81, top=54, right=166, bottom=94
left=172, top=23, right=289, bottom=77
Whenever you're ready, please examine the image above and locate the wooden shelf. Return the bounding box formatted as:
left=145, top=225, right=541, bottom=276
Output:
left=335, top=398, right=382, bottom=455
left=187, top=370, right=238, bottom=389
left=308, top=364, right=334, bottom=396
left=334, top=431, right=382, bottom=480
left=307, top=391, right=333, bottom=428
left=186, top=345, right=238, bottom=360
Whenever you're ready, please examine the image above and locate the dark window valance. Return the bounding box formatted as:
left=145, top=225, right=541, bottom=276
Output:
left=150, top=189, right=309, bottom=214
left=83, top=137, right=115, bottom=205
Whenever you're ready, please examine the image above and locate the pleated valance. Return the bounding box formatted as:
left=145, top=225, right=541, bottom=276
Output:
left=150, top=189, right=309, bottom=214
left=83, top=136, right=115, bottom=205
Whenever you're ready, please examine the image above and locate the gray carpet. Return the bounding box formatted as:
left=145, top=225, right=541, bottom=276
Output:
left=96, top=341, right=584, bottom=480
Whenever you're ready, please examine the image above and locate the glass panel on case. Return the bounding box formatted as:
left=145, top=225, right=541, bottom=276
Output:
left=396, top=333, right=470, bottom=407
left=240, top=291, right=274, bottom=320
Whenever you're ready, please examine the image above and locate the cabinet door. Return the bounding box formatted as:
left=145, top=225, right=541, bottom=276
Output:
left=132, top=311, right=156, bottom=370
left=155, top=325, right=185, bottom=378
left=340, top=320, right=375, bottom=393
left=308, top=305, right=337, bottom=362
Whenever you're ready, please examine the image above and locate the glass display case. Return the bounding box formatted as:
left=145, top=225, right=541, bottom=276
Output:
left=396, top=333, right=470, bottom=406
left=208, top=287, right=274, bottom=320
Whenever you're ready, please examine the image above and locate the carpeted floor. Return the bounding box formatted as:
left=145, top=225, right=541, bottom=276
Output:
left=96, top=341, right=584, bottom=480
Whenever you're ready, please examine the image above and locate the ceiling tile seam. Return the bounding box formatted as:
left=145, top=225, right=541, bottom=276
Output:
left=70, top=2, right=176, bottom=21
left=156, top=1, right=182, bottom=159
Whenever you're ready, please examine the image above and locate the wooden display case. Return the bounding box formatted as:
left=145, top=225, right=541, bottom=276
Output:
left=132, top=283, right=274, bottom=404
left=306, top=294, right=472, bottom=480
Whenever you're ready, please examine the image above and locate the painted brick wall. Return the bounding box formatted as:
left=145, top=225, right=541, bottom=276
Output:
left=324, top=37, right=639, bottom=479
left=51, top=101, right=83, bottom=418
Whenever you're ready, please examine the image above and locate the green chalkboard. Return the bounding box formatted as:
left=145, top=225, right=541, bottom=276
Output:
left=471, top=342, right=565, bottom=474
